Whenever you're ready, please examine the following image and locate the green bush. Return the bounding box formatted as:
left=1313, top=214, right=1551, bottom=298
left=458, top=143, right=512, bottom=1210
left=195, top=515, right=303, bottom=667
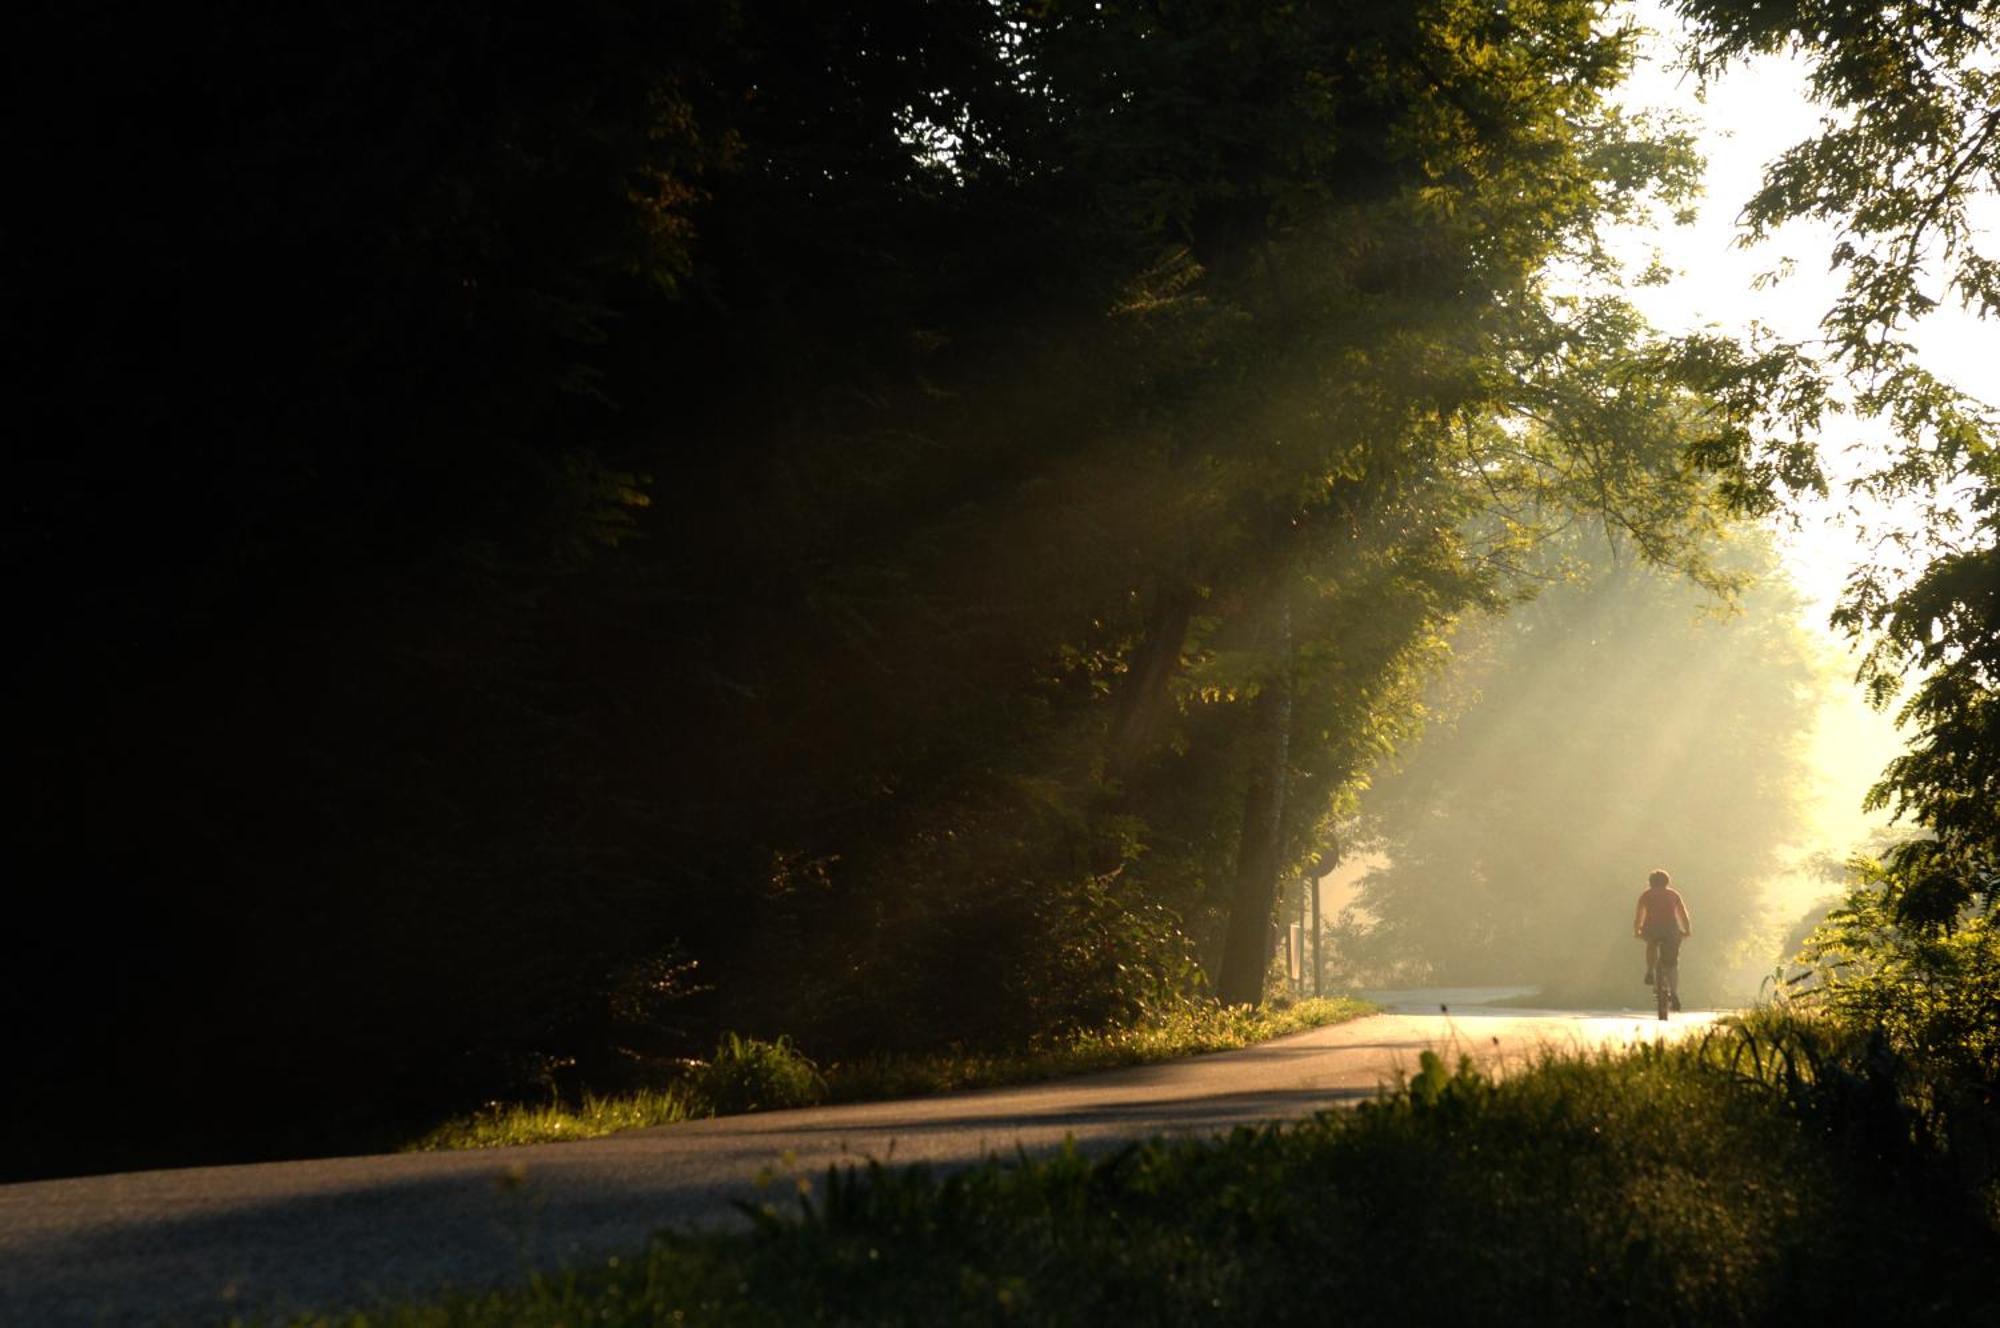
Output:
left=1794, top=874, right=2000, bottom=1084
left=686, top=1034, right=826, bottom=1116
left=1762, top=874, right=2000, bottom=1199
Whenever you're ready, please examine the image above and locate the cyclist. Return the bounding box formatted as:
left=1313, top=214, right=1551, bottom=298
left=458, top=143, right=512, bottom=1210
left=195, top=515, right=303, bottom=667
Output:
left=1633, top=868, right=1691, bottom=1011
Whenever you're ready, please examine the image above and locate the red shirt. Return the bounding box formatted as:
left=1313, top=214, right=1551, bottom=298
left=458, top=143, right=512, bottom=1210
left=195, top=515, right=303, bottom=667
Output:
left=1636, top=885, right=1688, bottom=932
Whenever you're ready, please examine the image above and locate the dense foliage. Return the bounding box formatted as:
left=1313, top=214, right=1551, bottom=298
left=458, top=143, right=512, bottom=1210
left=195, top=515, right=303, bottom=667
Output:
left=1791, top=874, right=2000, bottom=1145
left=2, top=0, right=1815, bottom=1178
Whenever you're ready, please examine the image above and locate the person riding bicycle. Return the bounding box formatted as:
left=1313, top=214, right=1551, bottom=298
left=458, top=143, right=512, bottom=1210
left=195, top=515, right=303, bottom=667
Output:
left=1634, top=868, right=1691, bottom=1011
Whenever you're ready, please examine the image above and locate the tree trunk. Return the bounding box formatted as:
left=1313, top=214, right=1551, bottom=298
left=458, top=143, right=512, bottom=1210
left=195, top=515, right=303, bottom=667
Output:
left=1311, top=837, right=1337, bottom=999
left=1311, top=873, right=1323, bottom=997
left=1216, top=598, right=1294, bottom=1007
left=1107, top=581, right=1196, bottom=781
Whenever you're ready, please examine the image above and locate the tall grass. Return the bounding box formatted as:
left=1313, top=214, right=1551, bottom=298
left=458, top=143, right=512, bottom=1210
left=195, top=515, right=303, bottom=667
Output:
left=405, top=997, right=1374, bottom=1152
left=409, top=1089, right=694, bottom=1151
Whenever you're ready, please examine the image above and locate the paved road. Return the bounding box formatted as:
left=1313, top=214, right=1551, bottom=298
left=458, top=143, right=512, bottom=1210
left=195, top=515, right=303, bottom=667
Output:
left=0, top=993, right=1718, bottom=1325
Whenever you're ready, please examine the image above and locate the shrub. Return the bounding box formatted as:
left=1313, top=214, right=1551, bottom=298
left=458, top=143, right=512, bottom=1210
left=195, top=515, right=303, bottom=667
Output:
left=1778, top=874, right=2000, bottom=1197
left=1794, top=872, right=2000, bottom=1084
left=686, top=1034, right=826, bottom=1116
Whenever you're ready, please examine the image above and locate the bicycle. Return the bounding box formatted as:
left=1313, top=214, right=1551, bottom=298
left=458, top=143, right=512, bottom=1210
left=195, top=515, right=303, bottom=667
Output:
left=1641, top=930, right=1685, bottom=1021
left=1653, top=954, right=1677, bottom=1021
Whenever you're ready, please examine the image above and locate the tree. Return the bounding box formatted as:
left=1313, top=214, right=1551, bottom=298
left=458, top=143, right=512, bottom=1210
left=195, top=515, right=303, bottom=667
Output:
left=1672, top=0, right=2000, bottom=927
left=1003, top=1, right=1744, bottom=1005
left=0, top=0, right=1807, bottom=1174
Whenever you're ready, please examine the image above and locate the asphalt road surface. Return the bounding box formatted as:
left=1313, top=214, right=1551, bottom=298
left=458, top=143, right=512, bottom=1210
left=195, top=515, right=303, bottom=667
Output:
left=0, top=992, right=1720, bottom=1325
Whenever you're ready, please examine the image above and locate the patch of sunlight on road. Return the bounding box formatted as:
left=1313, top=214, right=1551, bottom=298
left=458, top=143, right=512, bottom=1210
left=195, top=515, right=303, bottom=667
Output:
left=1358, top=986, right=1728, bottom=1062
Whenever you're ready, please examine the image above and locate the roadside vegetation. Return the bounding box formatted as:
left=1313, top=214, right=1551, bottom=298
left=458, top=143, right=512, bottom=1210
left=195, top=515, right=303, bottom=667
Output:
left=407, top=997, right=1374, bottom=1151
left=290, top=1033, right=1999, bottom=1326
left=280, top=887, right=2000, bottom=1325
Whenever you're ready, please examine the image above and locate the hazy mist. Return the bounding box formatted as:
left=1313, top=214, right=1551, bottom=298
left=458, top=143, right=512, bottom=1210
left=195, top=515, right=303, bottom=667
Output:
left=1328, top=535, right=1877, bottom=1006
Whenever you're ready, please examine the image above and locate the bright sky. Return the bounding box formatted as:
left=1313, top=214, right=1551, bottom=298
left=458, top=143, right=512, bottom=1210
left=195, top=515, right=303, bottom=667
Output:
left=1613, top=0, right=1996, bottom=623
left=1601, top=1, right=1998, bottom=900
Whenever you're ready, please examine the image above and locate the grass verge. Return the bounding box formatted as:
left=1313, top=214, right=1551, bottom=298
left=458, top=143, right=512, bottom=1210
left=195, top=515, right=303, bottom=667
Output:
left=291, top=1022, right=2000, bottom=1326
left=821, top=995, right=1376, bottom=1103
left=404, top=997, right=1374, bottom=1152
left=402, top=1088, right=694, bottom=1152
